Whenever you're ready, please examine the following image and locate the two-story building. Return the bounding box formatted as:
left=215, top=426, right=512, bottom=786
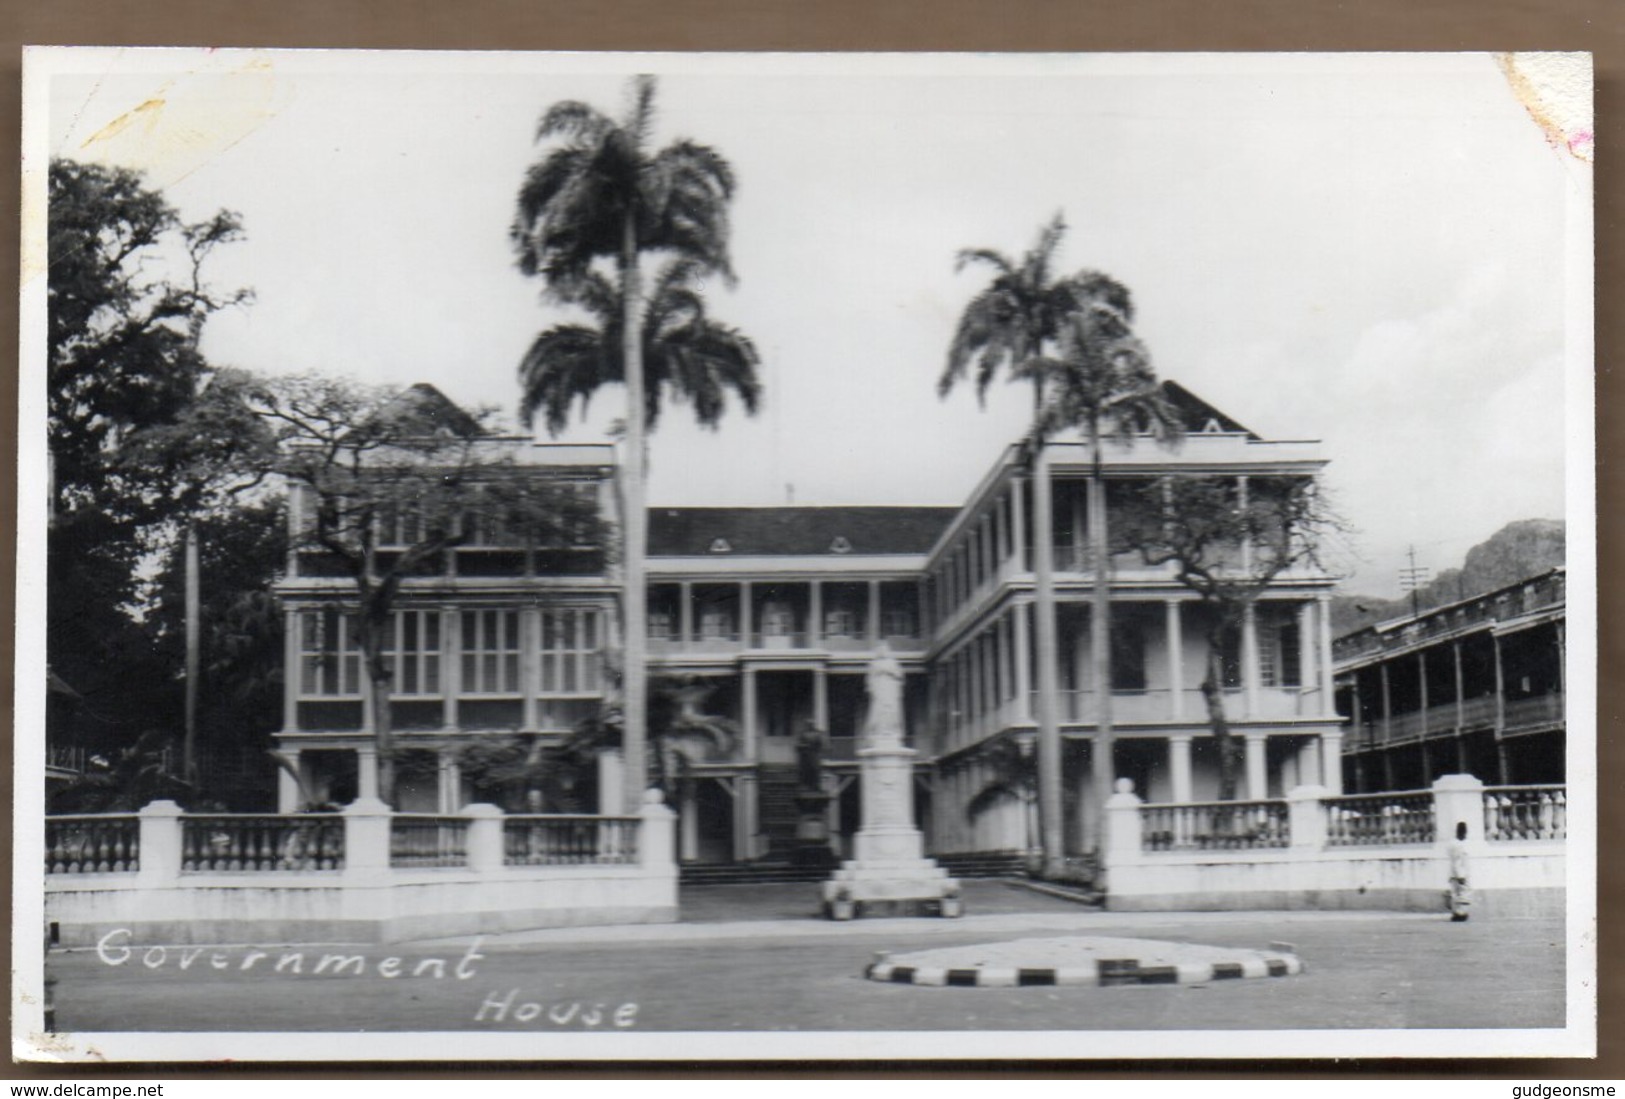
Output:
left=1332, top=568, right=1566, bottom=792
left=271, top=382, right=1346, bottom=864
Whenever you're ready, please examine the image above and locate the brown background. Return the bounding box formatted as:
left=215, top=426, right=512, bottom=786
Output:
left=2, top=0, right=1618, bottom=1081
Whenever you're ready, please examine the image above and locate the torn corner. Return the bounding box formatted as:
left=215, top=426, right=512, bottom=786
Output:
left=1496, top=52, right=1593, bottom=163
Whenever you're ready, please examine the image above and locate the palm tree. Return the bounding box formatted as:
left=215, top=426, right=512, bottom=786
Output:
left=939, top=213, right=1101, bottom=876
left=1026, top=304, right=1183, bottom=852
left=512, top=75, right=749, bottom=811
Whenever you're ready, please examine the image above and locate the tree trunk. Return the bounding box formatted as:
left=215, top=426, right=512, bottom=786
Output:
left=1088, top=426, right=1115, bottom=857
left=1200, top=641, right=1239, bottom=802
left=620, top=211, right=650, bottom=811
left=1031, top=447, right=1066, bottom=877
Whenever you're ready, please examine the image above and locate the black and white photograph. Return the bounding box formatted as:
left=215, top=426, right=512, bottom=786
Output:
left=15, top=48, right=1595, bottom=1062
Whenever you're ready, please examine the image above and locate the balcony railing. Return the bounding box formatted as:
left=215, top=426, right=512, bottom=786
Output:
left=182, top=814, right=344, bottom=872
left=1483, top=786, right=1566, bottom=841
left=1504, top=693, right=1564, bottom=731
left=46, top=815, right=140, bottom=874
left=1325, top=791, right=1435, bottom=846
left=389, top=814, right=469, bottom=868
left=503, top=815, right=639, bottom=865
left=1141, top=799, right=1290, bottom=851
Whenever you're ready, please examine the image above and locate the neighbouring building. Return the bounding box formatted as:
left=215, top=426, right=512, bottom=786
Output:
left=1332, top=568, right=1566, bottom=792
left=272, top=382, right=1346, bottom=863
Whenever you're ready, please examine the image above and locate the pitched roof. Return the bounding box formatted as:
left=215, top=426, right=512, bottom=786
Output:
left=367, top=383, right=486, bottom=439
left=1162, top=380, right=1258, bottom=439
left=647, top=506, right=960, bottom=557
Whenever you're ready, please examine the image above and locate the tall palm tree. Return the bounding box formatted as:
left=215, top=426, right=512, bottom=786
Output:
left=939, top=213, right=1097, bottom=877
left=1026, top=301, right=1183, bottom=852
left=512, top=75, right=748, bottom=811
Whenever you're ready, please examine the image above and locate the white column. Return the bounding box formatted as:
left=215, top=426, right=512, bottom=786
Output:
left=521, top=606, right=541, bottom=732
left=283, top=608, right=301, bottom=732
left=1011, top=476, right=1027, bottom=571
left=679, top=781, right=699, bottom=862
left=813, top=666, right=829, bottom=731
left=441, top=608, right=459, bottom=729
left=1320, top=729, right=1344, bottom=794
left=1168, top=734, right=1193, bottom=803
left=740, top=581, right=753, bottom=646
left=742, top=667, right=758, bottom=763
left=277, top=748, right=302, bottom=812
left=679, top=581, right=693, bottom=650
left=356, top=744, right=380, bottom=803
left=1242, top=602, right=1260, bottom=717
left=1317, top=594, right=1335, bottom=700
left=809, top=581, right=822, bottom=647
left=867, top=579, right=881, bottom=645
left=1244, top=731, right=1268, bottom=801
left=1297, top=601, right=1315, bottom=704
left=1165, top=599, right=1183, bottom=720
left=1237, top=475, right=1252, bottom=573
left=598, top=749, right=625, bottom=815
left=1296, top=737, right=1320, bottom=794
left=1014, top=601, right=1033, bottom=723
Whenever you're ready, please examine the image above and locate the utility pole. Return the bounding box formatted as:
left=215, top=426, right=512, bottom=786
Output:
left=1399, top=546, right=1430, bottom=620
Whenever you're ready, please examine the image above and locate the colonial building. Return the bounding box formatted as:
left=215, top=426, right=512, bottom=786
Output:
left=272, top=382, right=1346, bottom=863
left=1332, top=568, right=1566, bottom=792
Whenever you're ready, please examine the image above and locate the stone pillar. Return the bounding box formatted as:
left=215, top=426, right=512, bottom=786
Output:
left=1237, top=475, right=1252, bottom=573
left=809, top=581, right=822, bottom=647
left=679, top=581, right=693, bottom=650
left=1298, top=601, right=1315, bottom=705
left=341, top=796, right=393, bottom=885
left=277, top=748, right=303, bottom=813
left=1432, top=772, right=1486, bottom=845
left=733, top=773, right=758, bottom=861
left=1244, top=731, right=1268, bottom=801
left=740, top=581, right=753, bottom=647
left=1168, top=734, right=1193, bottom=803
left=356, top=745, right=380, bottom=803
left=1296, top=737, right=1321, bottom=795
left=462, top=802, right=504, bottom=873
left=1166, top=599, right=1184, bottom=720
left=814, top=665, right=829, bottom=732
left=867, top=580, right=881, bottom=645
left=1286, top=784, right=1330, bottom=850
left=1011, top=475, right=1027, bottom=571
left=639, top=788, right=678, bottom=872
left=136, top=801, right=185, bottom=887
left=1102, top=778, right=1143, bottom=871
left=1320, top=729, right=1344, bottom=794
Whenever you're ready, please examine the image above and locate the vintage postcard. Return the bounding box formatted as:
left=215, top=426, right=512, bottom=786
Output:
left=15, top=48, right=1595, bottom=1062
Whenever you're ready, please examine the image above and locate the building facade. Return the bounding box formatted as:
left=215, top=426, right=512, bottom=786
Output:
left=1332, top=568, right=1566, bottom=792
left=272, top=384, right=1346, bottom=863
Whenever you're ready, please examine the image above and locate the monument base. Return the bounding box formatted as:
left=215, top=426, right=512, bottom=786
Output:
left=822, top=855, right=962, bottom=920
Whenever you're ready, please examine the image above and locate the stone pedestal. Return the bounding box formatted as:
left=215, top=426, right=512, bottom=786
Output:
left=822, top=647, right=960, bottom=919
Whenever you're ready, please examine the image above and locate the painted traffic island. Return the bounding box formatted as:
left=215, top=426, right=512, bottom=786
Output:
left=865, top=935, right=1303, bottom=988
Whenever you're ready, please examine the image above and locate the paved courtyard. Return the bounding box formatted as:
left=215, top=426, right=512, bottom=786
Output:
left=44, top=882, right=1566, bottom=1035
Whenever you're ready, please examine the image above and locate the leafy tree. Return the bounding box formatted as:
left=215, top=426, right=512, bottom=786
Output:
left=1026, top=307, right=1182, bottom=846
left=1115, top=475, right=1343, bottom=800
left=511, top=75, right=754, bottom=811
left=239, top=373, right=607, bottom=806
left=570, top=672, right=738, bottom=805
left=939, top=213, right=1154, bottom=875
left=46, top=157, right=254, bottom=780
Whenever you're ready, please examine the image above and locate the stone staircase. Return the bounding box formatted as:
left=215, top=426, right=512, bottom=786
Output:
left=755, top=763, right=802, bottom=859
left=679, top=848, right=1031, bottom=886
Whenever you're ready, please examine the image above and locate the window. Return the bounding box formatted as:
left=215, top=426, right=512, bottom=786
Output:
left=377, top=501, right=426, bottom=548
left=648, top=611, right=674, bottom=640
left=824, top=609, right=858, bottom=637
left=299, top=609, right=362, bottom=696
left=699, top=609, right=734, bottom=639
left=461, top=609, right=521, bottom=694
left=881, top=609, right=916, bottom=638
left=540, top=609, right=602, bottom=694
left=1265, top=621, right=1302, bottom=688
left=388, top=610, right=441, bottom=695
left=1111, top=618, right=1147, bottom=691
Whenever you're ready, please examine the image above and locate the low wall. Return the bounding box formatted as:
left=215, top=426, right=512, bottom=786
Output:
left=45, top=796, right=678, bottom=946
left=1102, top=775, right=1566, bottom=916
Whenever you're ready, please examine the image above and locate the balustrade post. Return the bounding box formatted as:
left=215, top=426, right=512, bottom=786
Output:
left=342, top=796, right=393, bottom=884
left=137, top=801, right=185, bottom=887
left=1431, top=773, right=1485, bottom=851
left=462, top=803, right=505, bottom=873
left=639, top=788, right=678, bottom=873
left=1286, top=785, right=1330, bottom=850
left=1103, top=778, right=1144, bottom=872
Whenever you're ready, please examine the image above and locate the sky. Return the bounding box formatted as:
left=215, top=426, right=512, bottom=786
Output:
left=32, top=50, right=1590, bottom=597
